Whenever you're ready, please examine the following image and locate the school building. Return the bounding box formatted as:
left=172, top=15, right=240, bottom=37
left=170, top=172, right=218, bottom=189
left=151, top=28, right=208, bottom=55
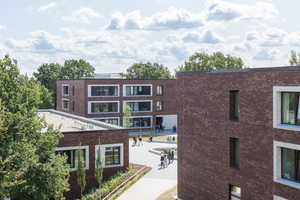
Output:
left=177, top=66, right=300, bottom=200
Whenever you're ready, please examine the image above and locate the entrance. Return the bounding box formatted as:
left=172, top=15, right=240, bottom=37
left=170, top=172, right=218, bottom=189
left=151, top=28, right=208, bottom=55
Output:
left=156, top=117, right=163, bottom=126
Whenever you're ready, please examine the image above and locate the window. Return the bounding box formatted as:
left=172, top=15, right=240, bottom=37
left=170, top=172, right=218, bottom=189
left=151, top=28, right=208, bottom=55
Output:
left=62, top=85, right=69, bottom=95
left=105, top=147, right=120, bottom=165
left=56, top=146, right=89, bottom=170
left=229, top=91, right=239, bottom=120
left=62, top=99, right=69, bottom=110
left=72, top=101, right=74, bottom=111
left=95, top=143, right=123, bottom=168
left=95, top=118, right=119, bottom=126
left=156, top=101, right=163, bottom=111
left=157, top=85, right=163, bottom=95
left=127, top=102, right=151, bottom=112
left=274, top=141, right=300, bottom=189
left=230, top=138, right=240, bottom=168
left=89, top=101, right=119, bottom=113
left=90, top=86, right=118, bottom=96
left=72, top=86, right=74, bottom=96
left=281, top=92, right=300, bottom=125
left=125, top=86, right=151, bottom=96
left=230, top=185, right=241, bottom=200
left=129, top=117, right=151, bottom=128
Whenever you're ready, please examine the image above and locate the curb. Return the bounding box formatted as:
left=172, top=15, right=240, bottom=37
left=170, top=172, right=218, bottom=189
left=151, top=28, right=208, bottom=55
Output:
left=148, top=147, right=178, bottom=160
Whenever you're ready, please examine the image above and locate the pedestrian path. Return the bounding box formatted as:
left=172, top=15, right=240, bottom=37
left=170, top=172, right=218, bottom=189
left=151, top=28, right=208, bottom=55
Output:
left=117, top=141, right=177, bottom=200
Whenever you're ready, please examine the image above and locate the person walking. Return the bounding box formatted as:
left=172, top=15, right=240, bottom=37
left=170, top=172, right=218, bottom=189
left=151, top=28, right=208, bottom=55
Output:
left=164, top=155, right=168, bottom=167
left=167, top=150, right=172, bottom=164
left=133, top=135, right=137, bottom=146
left=138, top=135, right=143, bottom=146
left=160, top=155, right=165, bottom=168
left=171, top=148, right=175, bottom=162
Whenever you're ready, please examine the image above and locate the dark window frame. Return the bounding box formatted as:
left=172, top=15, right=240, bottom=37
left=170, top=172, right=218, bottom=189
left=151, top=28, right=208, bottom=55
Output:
left=230, top=138, right=240, bottom=169
left=62, top=99, right=69, bottom=110
left=57, top=149, right=86, bottom=168
left=130, top=117, right=151, bottom=127
left=62, top=85, right=69, bottom=95
left=281, top=147, right=300, bottom=183
left=229, top=90, right=239, bottom=120
left=281, top=92, right=300, bottom=125
left=91, top=86, right=118, bottom=97
left=91, top=102, right=118, bottom=113
left=128, top=102, right=151, bottom=112
left=105, top=146, right=121, bottom=165
left=126, top=86, right=151, bottom=96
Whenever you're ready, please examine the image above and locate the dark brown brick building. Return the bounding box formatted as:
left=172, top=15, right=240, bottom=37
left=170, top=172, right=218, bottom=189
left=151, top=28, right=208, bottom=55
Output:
left=38, top=109, right=129, bottom=200
left=177, top=67, right=300, bottom=200
left=56, top=79, right=178, bottom=130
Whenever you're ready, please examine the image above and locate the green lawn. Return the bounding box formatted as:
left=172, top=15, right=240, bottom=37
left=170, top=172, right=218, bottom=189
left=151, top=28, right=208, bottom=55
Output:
left=129, top=134, right=177, bottom=141
left=156, top=185, right=177, bottom=200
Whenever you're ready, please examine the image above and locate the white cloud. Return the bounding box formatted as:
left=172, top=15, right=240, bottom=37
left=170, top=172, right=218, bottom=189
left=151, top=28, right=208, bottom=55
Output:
left=0, top=25, right=7, bottom=30
left=183, top=29, right=224, bottom=44
left=38, top=2, right=58, bottom=13
left=285, top=32, right=300, bottom=46
left=106, top=7, right=203, bottom=30
left=61, top=7, right=102, bottom=23
left=253, top=48, right=284, bottom=60
left=204, top=0, right=278, bottom=22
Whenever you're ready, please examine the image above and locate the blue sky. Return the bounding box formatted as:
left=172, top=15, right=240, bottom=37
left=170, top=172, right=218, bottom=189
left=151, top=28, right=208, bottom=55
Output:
left=1, top=0, right=300, bottom=76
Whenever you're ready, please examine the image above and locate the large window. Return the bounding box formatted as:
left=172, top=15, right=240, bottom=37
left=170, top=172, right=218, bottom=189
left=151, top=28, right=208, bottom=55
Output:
left=90, top=102, right=118, bottom=113
left=95, top=118, right=119, bottom=126
left=156, top=101, right=163, bottom=111
left=62, top=99, right=69, bottom=110
left=230, top=138, right=240, bottom=168
left=62, top=85, right=69, bottom=95
left=281, top=147, right=300, bottom=183
left=229, top=91, right=239, bottom=120
left=90, top=86, right=118, bottom=96
left=281, top=92, right=300, bottom=125
left=230, top=185, right=241, bottom=200
left=125, top=86, right=151, bottom=96
left=105, top=147, right=120, bottom=165
left=56, top=146, right=89, bottom=170
left=127, top=102, right=151, bottom=112
left=130, top=117, right=151, bottom=127
left=157, top=85, right=163, bottom=95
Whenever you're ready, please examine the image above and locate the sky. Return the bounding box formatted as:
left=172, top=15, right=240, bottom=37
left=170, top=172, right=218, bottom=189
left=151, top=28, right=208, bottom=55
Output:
left=0, top=0, right=300, bottom=76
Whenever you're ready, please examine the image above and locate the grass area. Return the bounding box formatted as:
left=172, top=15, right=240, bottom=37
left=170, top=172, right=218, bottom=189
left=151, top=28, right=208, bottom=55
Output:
left=129, top=134, right=177, bottom=141
left=156, top=185, right=177, bottom=200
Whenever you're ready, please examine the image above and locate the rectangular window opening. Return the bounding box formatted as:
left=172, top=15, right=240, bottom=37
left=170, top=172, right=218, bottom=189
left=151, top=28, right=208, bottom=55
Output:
left=230, top=90, right=239, bottom=120
left=126, top=86, right=151, bottom=96
left=57, top=149, right=86, bottom=169
left=156, top=101, right=163, bottom=111
left=127, top=102, right=151, bottom=112
left=230, top=185, right=241, bottom=200
left=91, top=102, right=118, bottom=113
left=281, top=147, right=300, bottom=183
left=230, top=138, right=240, bottom=169
left=105, top=146, right=120, bottom=165
left=91, top=86, right=118, bottom=96
left=62, top=99, right=69, bottom=110
left=62, top=85, right=69, bottom=95
left=157, top=85, right=163, bottom=95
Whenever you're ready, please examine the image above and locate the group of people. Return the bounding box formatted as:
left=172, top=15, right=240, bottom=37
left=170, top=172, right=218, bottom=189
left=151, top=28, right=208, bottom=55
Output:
left=154, top=123, right=165, bottom=133
left=133, top=135, right=143, bottom=146
left=167, top=136, right=176, bottom=142
left=172, top=125, right=177, bottom=133
left=160, top=148, right=175, bottom=168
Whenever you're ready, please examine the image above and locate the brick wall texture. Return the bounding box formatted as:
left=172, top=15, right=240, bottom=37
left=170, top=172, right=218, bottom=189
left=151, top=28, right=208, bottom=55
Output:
left=57, top=79, right=177, bottom=128
left=57, top=129, right=129, bottom=200
left=177, top=69, right=300, bottom=200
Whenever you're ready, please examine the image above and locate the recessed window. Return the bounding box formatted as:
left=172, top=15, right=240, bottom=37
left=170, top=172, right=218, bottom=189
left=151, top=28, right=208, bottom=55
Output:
left=126, top=86, right=151, bottom=96
left=105, top=147, right=120, bottom=165
left=56, top=146, right=89, bottom=170
left=156, top=101, right=163, bottom=111
left=72, top=101, right=74, bottom=111
left=281, top=92, right=300, bottom=125
left=230, top=91, right=239, bottom=120
left=62, top=99, right=69, bottom=110
left=127, top=102, right=151, bottom=112
left=129, top=117, right=151, bottom=128
left=230, top=138, right=239, bottom=168
left=90, top=102, right=118, bottom=113
left=95, top=118, right=119, bottom=126
left=230, top=185, right=241, bottom=200
left=62, top=85, right=69, bottom=95
left=91, top=86, right=118, bottom=96
left=157, top=86, right=163, bottom=95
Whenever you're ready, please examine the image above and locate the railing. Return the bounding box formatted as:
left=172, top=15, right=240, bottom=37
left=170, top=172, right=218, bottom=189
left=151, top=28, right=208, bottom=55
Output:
left=103, top=165, right=149, bottom=200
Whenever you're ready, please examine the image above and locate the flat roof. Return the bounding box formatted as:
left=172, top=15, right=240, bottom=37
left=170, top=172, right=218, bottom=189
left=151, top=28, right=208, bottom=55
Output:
left=176, top=66, right=300, bottom=75
left=38, top=109, right=124, bottom=133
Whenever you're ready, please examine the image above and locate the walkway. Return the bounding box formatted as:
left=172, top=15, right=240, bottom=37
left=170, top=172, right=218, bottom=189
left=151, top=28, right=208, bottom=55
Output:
left=117, top=135, right=177, bottom=200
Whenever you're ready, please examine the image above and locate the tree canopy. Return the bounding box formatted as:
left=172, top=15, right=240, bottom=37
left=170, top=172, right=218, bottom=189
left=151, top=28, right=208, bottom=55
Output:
left=61, top=59, right=95, bottom=79
left=289, top=50, right=300, bottom=66
left=121, top=62, right=173, bottom=79
left=175, top=52, right=245, bottom=73
left=0, top=55, right=70, bottom=199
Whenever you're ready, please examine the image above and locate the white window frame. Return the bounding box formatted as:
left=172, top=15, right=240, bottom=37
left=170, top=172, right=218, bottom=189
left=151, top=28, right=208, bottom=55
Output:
left=123, top=100, right=152, bottom=113
left=124, top=115, right=152, bottom=128
left=88, top=101, right=119, bottom=114
left=95, top=143, right=124, bottom=168
left=123, top=84, right=152, bottom=97
left=62, top=99, right=69, bottom=110
left=62, top=84, right=69, bottom=96
left=273, top=86, right=300, bottom=131
left=274, top=195, right=288, bottom=200
left=56, top=146, right=89, bottom=170
left=274, top=141, right=300, bottom=189
left=91, top=117, right=120, bottom=126
left=88, top=84, right=119, bottom=97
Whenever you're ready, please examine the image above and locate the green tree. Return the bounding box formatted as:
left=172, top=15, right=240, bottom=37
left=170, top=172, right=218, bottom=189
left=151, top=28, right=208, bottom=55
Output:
left=289, top=50, right=300, bottom=66
left=175, top=52, right=245, bottom=73
left=123, top=104, right=133, bottom=128
left=62, top=59, right=95, bottom=79
left=0, top=55, right=70, bottom=200
left=77, top=144, right=86, bottom=199
left=121, top=62, right=173, bottom=79
left=94, top=139, right=103, bottom=197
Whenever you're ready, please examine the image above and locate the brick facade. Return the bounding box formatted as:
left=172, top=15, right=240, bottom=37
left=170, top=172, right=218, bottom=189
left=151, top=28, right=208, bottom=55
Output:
left=57, top=79, right=178, bottom=129
left=177, top=67, right=300, bottom=200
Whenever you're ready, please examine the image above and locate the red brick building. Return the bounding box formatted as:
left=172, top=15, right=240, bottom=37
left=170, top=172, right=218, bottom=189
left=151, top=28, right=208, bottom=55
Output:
left=56, top=79, right=177, bottom=130
left=177, top=67, right=300, bottom=200
left=38, top=109, right=129, bottom=200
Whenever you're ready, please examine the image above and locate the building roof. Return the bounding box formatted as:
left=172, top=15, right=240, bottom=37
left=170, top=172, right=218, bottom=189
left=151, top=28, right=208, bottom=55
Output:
left=38, top=109, right=124, bottom=133
left=176, top=66, right=300, bottom=75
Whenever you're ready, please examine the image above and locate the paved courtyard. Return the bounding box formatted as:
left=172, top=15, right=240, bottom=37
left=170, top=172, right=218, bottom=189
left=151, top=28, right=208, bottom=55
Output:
left=117, top=137, right=177, bottom=200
